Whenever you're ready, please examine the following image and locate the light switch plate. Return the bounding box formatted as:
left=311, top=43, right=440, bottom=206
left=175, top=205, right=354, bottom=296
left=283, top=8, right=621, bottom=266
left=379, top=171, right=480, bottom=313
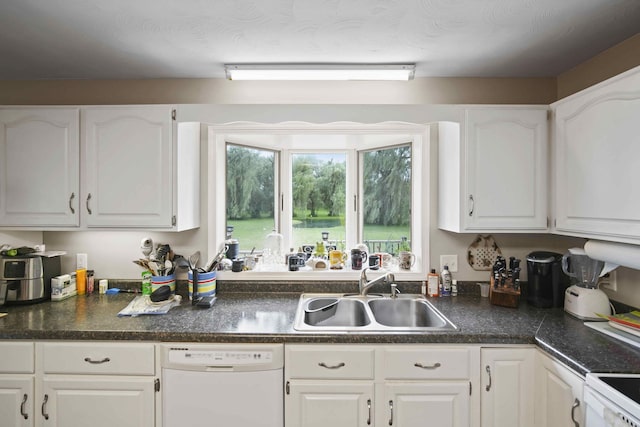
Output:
left=77, top=253, right=88, bottom=270
left=440, top=255, right=458, bottom=272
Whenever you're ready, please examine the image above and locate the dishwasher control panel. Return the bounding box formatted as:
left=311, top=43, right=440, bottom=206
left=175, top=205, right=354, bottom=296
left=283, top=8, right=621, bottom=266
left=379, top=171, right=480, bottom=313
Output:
left=161, top=344, right=284, bottom=371
left=169, top=348, right=273, bottom=366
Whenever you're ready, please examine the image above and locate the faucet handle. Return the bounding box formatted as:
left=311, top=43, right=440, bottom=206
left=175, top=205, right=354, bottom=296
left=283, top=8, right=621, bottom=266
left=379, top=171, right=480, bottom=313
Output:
left=390, top=283, right=400, bottom=298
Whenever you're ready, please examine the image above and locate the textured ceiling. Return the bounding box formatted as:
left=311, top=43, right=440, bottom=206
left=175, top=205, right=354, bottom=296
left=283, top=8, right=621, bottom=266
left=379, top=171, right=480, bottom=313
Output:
left=0, top=0, right=639, bottom=80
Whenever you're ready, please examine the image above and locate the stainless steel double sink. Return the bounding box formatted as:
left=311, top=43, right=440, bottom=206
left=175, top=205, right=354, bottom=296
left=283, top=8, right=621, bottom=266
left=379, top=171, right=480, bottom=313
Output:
left=293, top=293, right=458, bottom=332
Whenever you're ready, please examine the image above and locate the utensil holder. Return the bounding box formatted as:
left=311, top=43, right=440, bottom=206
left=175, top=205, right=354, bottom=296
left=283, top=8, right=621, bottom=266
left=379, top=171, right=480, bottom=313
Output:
left=188, top=270, right=216, bottom=300
left=151, top=274, right=176, bottom=294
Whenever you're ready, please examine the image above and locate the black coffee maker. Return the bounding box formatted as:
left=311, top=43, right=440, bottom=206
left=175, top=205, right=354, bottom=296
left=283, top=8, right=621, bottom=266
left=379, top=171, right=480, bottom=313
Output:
left=525, top=251, right=569, bottom=308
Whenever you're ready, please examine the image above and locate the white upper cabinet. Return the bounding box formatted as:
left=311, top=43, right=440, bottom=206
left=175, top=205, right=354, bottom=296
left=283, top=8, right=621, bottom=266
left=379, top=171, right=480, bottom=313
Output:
left=0, top=105, right=199, bottom=231
left=82, top=106, right=175, bottom=228
left=552, top=65, right=640, bottom=243
left=0, top=108, right=80, bottom=227
left=438, top=107, right=548, bottom=232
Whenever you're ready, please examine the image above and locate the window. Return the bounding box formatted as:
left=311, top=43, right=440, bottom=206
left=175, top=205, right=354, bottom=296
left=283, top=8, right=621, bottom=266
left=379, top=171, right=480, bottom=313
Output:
left=291, top=152, right=347, bottom=251
left=361, top=145, right=412, bottom=255
left=225, top=144, right=277, bottom=251
left=209, top=123, right=428, bottom=279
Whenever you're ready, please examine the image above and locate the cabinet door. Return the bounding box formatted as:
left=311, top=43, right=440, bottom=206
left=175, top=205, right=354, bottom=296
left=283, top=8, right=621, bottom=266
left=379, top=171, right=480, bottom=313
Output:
left=82, top=106, right=173, bottom=228
left=0, top=376, right=33, bottom=427
left=535, top=351, right=584, bottom=427
left=554, top=67, right=640, bottom=241
left=481, top=348, right=535, bottom=427
left=382, top=382, right=470, bottom=427
left=286, top=381, right=373, bottom=427
left=40, top=376, right=155, bottom=427
left=0, top=108, right=79, bottom=226
left=465, top=108, right=548, bottom=230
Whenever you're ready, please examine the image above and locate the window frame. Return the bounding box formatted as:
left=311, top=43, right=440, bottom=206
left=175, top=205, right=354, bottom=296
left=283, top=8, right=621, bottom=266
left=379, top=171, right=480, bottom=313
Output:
left=208, top=121, right=429, bottom=281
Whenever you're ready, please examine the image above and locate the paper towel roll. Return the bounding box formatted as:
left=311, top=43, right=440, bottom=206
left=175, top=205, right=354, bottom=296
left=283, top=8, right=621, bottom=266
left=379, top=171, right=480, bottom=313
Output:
left=584, top=240, right=640, bottom=270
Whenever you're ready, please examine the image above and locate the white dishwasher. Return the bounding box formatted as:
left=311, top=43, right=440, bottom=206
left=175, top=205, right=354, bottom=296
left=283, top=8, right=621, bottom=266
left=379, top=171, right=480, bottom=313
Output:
left=161, top=343, right=284, bottom=427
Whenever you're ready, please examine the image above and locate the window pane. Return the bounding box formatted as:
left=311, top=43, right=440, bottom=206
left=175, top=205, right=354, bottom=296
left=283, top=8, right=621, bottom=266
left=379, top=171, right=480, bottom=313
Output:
left=226, top=144, right=276, bottom=254
left=292, top=153, right=346, bottom=251
left=362, top=145, right=411, bottom=255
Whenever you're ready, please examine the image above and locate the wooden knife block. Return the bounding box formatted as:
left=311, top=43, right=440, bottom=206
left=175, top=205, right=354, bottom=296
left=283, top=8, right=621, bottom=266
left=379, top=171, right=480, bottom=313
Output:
left=489, top=276, right=520, bottom=308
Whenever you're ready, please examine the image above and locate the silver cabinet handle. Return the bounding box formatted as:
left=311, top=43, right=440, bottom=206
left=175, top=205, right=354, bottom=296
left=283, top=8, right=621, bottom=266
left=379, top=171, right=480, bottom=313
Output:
left=571, top=398, right=580, bottom=427
left=84, top=357, right=110, bottom=364
left=469, top=194, right=475, bottom=216
left=68, top=193, right=75, bottom=214
left=367, top=398, right=371, bottom=425
left=86, top=193, right=93, bottom=215
left=485, top=365, right=492, bottom=391
left=414, top=362, right=441, bottom=370
left=388, top=400, right=394, bottom=426
left=20, top=393, right=28, bottom=420
left=41, top=394, right=49, bottom=420
left=318, top=362, right=345, bottom=369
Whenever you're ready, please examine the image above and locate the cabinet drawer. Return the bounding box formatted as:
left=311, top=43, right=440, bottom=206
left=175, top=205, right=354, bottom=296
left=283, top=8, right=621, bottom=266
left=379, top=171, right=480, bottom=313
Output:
left=381, top=346, right=471, bottom=380
left=40, top=342, right=155, bottom=375
left=0, top=341, right=34, bottom=373
left=286, top=345, right=375, bottom=379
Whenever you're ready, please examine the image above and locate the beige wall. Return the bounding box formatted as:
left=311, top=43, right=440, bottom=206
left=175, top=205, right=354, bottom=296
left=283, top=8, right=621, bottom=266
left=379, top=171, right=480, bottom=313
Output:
left=1, top=33, right=637, bottom=106
left=557, top=33, right=640, bottom=99
left=0, top=77, right=556, bottom=105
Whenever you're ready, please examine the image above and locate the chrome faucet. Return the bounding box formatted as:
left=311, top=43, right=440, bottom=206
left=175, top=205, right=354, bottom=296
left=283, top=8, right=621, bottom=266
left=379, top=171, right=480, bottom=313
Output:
left=359, top=268, right=395, bottom=296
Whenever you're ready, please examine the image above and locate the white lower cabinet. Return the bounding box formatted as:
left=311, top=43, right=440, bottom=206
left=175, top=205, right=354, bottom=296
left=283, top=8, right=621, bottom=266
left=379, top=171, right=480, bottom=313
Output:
left=0, top=377, right=34, bottom=427
left=380, top=382, right=470, bottom=427
left=287, top=381, right=374, bottom=427
left=35, top=342, right=157, bottom=427
left=285, top=344, right=478, bottom=427
left=534, top=350, right=584, bottom=427
left=0, top=341, right=35, bottom=427
left=286, top=344, right=375, bottom=427
left=40, top=376, right=155, bottom=427
left=481, top=347, right=535, bottom=427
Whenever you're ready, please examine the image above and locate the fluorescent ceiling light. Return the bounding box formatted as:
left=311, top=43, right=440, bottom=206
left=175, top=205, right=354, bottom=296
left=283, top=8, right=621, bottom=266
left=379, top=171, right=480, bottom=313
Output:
left=225, top=64, right=415, bottom=81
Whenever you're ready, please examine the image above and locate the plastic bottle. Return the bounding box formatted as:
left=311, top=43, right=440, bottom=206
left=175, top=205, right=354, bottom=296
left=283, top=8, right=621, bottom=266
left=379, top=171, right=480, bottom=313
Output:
left=451, top=279, right=458, bottom=296
left=86, top=270, right=95, bottom=294
left=76, top=269, right=86, bottom=295
left=427, top=269, right=439, bottom=297
left=441, top=265, right=452, bottom=296
left=141, top=271, right=152, bottom=295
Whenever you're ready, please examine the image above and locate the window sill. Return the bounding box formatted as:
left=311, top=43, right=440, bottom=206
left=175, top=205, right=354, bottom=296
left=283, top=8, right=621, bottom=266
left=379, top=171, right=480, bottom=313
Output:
left=216, top=268, right=425, bottom=282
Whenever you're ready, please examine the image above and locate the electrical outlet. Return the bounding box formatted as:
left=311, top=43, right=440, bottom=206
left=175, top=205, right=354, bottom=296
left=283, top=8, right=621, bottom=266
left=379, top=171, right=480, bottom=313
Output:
left=600, top=270, right=617, bottom=292
left=440, top=255, right=458, bottom=272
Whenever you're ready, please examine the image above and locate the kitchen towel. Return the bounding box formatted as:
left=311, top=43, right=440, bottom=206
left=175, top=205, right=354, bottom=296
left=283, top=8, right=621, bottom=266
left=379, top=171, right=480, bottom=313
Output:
left=584, top=240, right=640, bottom=270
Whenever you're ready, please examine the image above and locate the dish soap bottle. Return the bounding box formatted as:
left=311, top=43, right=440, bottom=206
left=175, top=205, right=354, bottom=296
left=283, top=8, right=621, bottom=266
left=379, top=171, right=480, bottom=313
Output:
left=441, top=265, right=452, bottom=296
left=427, top=269, right=439, bottom=297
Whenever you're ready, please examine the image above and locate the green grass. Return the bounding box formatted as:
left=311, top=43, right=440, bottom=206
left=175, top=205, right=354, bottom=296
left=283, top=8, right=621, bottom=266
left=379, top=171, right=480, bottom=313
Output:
left=228, top=216, right=410, bottom=253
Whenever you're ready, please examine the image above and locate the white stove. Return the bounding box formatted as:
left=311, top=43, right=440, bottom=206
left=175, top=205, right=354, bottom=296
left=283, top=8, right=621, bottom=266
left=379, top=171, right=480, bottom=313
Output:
left=585, top=373, right=640, bottom=427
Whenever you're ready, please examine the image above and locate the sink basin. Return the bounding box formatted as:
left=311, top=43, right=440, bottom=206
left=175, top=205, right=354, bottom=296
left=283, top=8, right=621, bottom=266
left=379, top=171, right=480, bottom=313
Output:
left=304, top=298, right=370, bottom=327
left=368, top=298, right=448, bottom=328
left=293, top=293, right=457, bottom=332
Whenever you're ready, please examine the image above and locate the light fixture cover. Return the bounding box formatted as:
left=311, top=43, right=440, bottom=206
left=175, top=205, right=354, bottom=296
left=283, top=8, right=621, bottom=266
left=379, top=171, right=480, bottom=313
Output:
left=224, top=64, right=415, bottom=81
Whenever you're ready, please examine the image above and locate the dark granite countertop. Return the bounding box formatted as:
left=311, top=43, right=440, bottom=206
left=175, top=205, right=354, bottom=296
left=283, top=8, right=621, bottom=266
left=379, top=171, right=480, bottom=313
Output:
left=1, top=288, right=639, bottom=376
